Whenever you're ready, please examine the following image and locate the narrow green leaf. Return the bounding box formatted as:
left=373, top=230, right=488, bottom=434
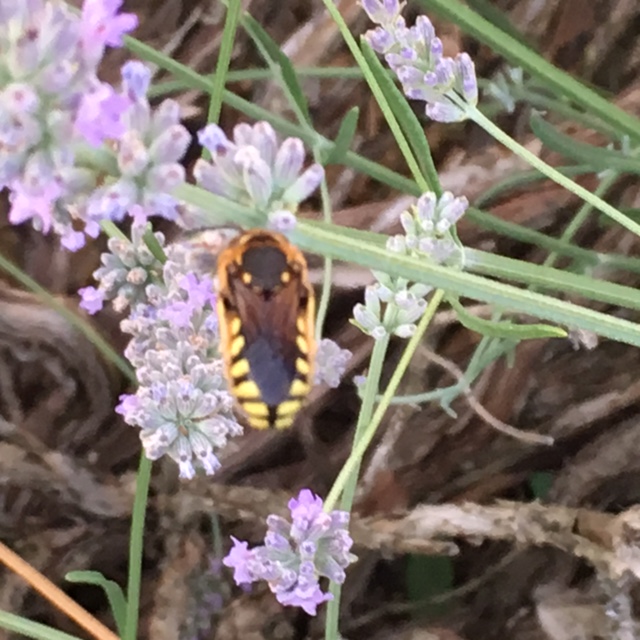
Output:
left=66, top=571, right=127, bottom=636
left=360, top=40, right=441, bottom=193
left=449, top=296, right=566, bottom=339
left=0, top=612, right=83, bottom=640
left=465, top=249, right=640, bottom=311
left=178, top=183, right=640, bottom=348
left=530, top=112, right=640, bottom=174
left=325, top=107, right=360, bottom=165
left=241, top=14, right=311, bottom=124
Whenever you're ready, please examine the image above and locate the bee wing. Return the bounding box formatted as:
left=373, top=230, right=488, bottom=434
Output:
left=228, top=278, right=307, bottom=407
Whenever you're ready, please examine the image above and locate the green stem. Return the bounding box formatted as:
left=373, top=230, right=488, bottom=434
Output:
left=325, top=289, right=445, bottom=511
left=543, top=171, right=620, bottom=268
left=205, top=0, right=242, bottom=143
left=320, top=0, right=429, bottom=191
left=467, top=105, right=640, bottom=237
left=323, top=332, right=389, bottom=640
left=324, top=291, right=444, bottom=639
left=315, top=178, right=334, bottom=339
left=123, top=454, right=152, bottom=640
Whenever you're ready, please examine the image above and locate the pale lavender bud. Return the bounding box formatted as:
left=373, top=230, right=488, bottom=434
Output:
left=360, top=0, right=403, bottom=26
left=148, top=124, right=191, bottom=163
left=364, top=284, right=381, bottom=317
left=251, top=121, right=278, bottom=165
left=353, top=303, right=380, bottom=334
left=282, top=163, right=324, bottom=203
left=121, top=60, right=151, bottom=101
left=237, top=148, right=273, bottom=207
left=394, top=324, right=416, bottom=338
left=457, top=53, right=478, bottom=105
left=274, top=138, right=305, bottom=188
left=192, top=158, right=243, bottom=200
left=150, top=99, right=182, bottom=136
left=364, top=26, right=395, bottom=54
left=268, top=209, right=297, bottom=232
left=314, top=339, right=352, bottom=388
left=118, top=131, right=149, bottom=176
left=198, top=123, right=231, bottom=155
left=425, top=101, right=466, bottom=123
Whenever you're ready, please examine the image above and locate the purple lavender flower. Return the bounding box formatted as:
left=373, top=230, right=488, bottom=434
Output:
left=84, top=61, right=191, bottom=228
left=362, top=2, right=478, bottom=122
left=0, top=0, right=137, bottom=249
left=354, top=190, right=467, bottom=339
left=117, top=243, right=242, bottom=479
left=81, top=0, right=138, bottom=63
left=223, top=489, right=356, bottom=616
left=80, top=224, right=166, bottom=315
left=191, top=122, right=323, bottom=229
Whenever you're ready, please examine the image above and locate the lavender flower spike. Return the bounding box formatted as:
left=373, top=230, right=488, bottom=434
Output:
left=0, top=0, right=137, bottom=250
left=362, top=3, right=479, bottom=122
left=223, top=489, right=356, bottom=616
left=192, top=121, right=324, bottom=230
left=117, top=244, right=243, bottom=479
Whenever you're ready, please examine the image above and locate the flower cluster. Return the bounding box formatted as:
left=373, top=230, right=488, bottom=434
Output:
left=79, top=224, right=165, bottom=314
left=353, top=191, right=468, bottom=339
left=83, top=61, right=191, bottom=230
left=192, top=121, right=324, bottom=230
left=117, top=244, right=243, bottom=479
left=362, top=0, right=478, bottom=122
left=388, top=191, right=468, bottom=265
left=0, top=0, right=138, bottom=249
left=223, top=489, right=356, bottom=616
left=314, top=339, right=352, bottom=388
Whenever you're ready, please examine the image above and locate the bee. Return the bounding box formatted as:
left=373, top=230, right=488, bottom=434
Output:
left=216, top=229, right=316, bottom=429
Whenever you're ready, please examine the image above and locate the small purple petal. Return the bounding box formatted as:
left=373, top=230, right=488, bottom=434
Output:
left=75, top=83, right=130, bottom=146
left=122, top=61, right=151, bottom=101
left=223, top=537, right=256, bottom=585
left=78, top=286, right=106, bottom=314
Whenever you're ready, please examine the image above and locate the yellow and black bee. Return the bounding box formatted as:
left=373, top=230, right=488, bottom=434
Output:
left=216, top=229, right=315, bottom=429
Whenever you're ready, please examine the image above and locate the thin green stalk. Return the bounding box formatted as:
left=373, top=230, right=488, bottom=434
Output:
left=474, top=165, right=594, bottom=208
left=123, top=454, right=152, bottom=640
left=206, top=0, right=242, bottom=130
left=325, top=289, right=445, bottom=511
left=315, top=178, right=334, bottom=340
left=324, top=290, right=445, bottom=638
left=324, top=332, right=389, bottom=640
left=319, top=0, right=429, bottom=191
left=0, top=250, right=135, bottom=382
left=466, top=105, right=640, bottom=237
left=147, top=67, right=366, bottom=97
left=543, top=171, right=620, bottom=268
